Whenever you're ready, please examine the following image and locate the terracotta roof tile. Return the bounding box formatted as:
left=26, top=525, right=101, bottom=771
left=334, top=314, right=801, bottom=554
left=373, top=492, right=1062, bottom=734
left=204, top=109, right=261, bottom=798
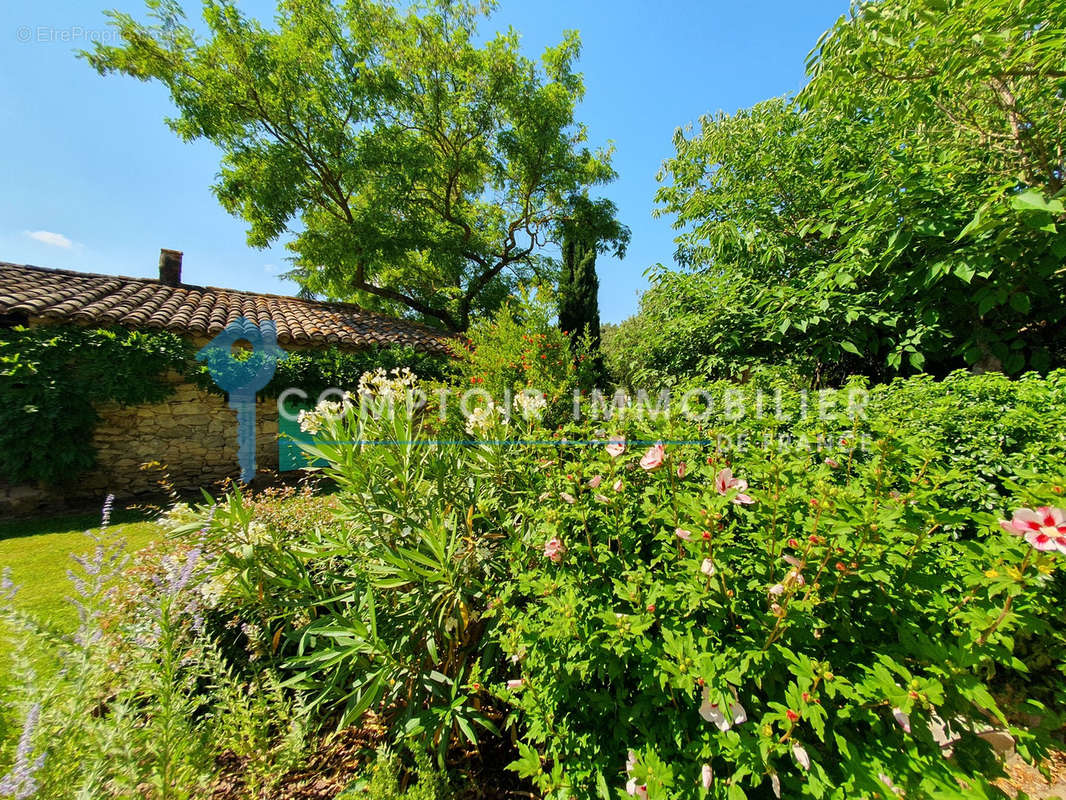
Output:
left=0, top=262, right=451, bottom=354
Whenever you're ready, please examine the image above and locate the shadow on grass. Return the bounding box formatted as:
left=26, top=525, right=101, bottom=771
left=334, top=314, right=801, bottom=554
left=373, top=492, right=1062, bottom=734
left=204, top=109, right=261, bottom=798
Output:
left=0, top=507, right=156, bottom=543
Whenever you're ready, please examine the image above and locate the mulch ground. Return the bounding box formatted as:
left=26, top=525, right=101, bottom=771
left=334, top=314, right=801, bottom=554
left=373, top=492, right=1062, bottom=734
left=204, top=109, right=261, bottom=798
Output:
left=209, top=714, right=536, bottom=800
left=996, top=748, right=1066, bottom=799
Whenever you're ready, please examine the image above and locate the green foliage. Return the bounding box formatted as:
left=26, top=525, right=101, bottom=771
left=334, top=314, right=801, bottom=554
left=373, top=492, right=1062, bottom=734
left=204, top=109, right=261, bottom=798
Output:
left=169, top=367, right=1066, bottom=799
left=556, top=195, right=630, bottom=382
left=653, top=0, right=1066, bottom=381
left=192, top=342, right=451, bottom=400
left=804, top=0, right=1066, bottom=199
left=864, top=370, right=1066, bottom=523
left=451, top=287, right=583, bottom=421
left=0, top=512, right=310, bottom=799
left=558, top=238, right=600, bottom=349
left=0, top=326, right=187, bottom=486
left=493, top=401, right=1066, bottom=798
left=338, top=747, right=451, bottom=800
left=185, top=387, right=509, bottom=765
left=200, top=641, right=310, bottom=796
left=606, top=269, right=784, bottom=387
left=0, top=323, right=447, bottom=488
left=85, top=0, right=618, bottom=331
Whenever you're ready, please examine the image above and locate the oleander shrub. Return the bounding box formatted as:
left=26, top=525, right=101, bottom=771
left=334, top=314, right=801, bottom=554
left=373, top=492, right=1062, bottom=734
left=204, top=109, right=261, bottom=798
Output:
left=183, top=370, right=528, bottom=764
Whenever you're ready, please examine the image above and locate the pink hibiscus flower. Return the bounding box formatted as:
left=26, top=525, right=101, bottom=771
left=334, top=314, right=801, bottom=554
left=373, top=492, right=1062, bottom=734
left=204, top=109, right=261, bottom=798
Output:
left=606, top=437, right=626, bottom=457
left=701, top=763, right=713, bottom=789
left=999, top=507, right=1066, bottom=553
left=676, top=528, right=693, bottom=541
left=640, top=442, right=666, bottom=471
left=892, top=707, right=911, bottom=734
left=625, top=750, right=647, bottom=798
left=715, top=468, right=754, bottom=505
left=699, top=688, right=747, bottom=731
left=543, top=537, right=566, bottom=562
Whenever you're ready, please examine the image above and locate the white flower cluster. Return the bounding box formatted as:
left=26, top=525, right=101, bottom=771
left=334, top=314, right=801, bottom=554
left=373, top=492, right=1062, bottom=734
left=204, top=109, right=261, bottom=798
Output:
left=465, top=401, right=505, bottom=436
left=297, top=399, right=344, bottom=434
left=512, top=390, right=548, bottom=421
left=199, top=572, right=232, bottom=608
left=156, top=502, right=198, bottom=530
left=357, top=367, right=418, bottom=402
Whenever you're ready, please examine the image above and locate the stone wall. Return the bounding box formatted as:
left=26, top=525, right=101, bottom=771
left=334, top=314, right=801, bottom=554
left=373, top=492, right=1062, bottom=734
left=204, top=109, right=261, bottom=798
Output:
left=0, top=378, right=280, bottom=517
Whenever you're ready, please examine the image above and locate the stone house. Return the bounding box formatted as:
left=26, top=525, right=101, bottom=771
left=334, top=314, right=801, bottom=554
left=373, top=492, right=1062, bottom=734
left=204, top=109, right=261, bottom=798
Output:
left=0, top=250, right=450, bottom=516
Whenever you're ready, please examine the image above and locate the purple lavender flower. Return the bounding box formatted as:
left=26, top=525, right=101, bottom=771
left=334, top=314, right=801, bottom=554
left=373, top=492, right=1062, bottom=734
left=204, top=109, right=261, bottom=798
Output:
left=66, top=515, right=129, bottom=649
left=0, top=568, right=16, bottom=603
left=100, top=494, right=115, bottom=529
left=172, top=547, right=203, bottom=597
left=0, top=703, right=46, bottom=799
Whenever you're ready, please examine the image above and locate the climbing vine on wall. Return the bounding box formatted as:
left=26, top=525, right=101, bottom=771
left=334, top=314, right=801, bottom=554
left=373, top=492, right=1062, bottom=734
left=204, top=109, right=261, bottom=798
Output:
left=191, top=342, right=450, bottom=400
left=0, top=326, right=189, bottom=486
left=0, top=325, right=452, bottom=487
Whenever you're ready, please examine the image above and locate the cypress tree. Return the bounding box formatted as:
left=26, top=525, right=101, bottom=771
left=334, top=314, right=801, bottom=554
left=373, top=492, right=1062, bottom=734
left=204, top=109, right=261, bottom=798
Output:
left=556, top=196, right=630, bottom=386
left=558, top=234, right=601, bottom=349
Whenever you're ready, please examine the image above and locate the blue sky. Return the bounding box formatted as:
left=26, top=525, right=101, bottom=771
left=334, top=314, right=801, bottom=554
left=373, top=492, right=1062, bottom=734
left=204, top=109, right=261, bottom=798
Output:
left=0, top=0, right=848, bottom=324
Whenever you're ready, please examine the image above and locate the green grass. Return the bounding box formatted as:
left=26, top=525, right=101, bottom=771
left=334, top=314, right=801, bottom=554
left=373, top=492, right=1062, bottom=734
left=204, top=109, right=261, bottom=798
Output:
left=0, top=508, right=164, bottom=630
left=0, top=509, right=166, bottom=746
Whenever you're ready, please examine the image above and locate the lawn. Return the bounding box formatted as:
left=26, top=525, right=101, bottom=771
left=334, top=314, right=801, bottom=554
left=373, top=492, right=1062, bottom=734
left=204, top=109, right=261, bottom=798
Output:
left=0, top=509, right=163, bottom=630
left=0, top=509, right=164, bottom=750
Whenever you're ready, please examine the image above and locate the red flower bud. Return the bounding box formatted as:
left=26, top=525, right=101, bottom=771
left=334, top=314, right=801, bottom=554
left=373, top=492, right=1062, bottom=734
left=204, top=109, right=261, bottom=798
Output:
left=786, top=709, right=800, bottom=722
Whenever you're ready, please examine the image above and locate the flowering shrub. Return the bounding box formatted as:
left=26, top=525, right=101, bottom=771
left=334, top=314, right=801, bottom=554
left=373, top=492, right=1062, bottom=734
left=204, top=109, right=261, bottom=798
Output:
left=183, top=369, right=528, bottom=764
left=450, top=287, right=580, bottom=425
left=75, top=367, right=1064, bottom=797
left=491, top=416, right=1066, bottom=799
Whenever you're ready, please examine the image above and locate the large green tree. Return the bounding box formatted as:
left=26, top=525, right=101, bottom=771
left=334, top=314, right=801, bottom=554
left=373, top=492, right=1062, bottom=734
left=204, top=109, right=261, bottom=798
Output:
left=653, top=0, right=1066, bottom=383
left=86, top=0, right=617, bottom=331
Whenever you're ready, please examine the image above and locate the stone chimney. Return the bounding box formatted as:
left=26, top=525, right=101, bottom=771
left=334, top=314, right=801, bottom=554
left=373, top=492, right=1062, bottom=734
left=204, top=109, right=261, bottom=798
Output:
left=158, top=248, right=183, bottom=286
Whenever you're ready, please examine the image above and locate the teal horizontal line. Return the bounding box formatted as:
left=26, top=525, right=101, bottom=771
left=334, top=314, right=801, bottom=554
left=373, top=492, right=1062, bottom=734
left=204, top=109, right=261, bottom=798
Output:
left=307, top=439, right=793, bottom=446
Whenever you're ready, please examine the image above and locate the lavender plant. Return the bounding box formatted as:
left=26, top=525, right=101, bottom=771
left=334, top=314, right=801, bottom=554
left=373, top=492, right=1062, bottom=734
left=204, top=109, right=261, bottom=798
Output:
left=0, top=497, right=308, bottom=798
left=0, top=703, right=44, bottom=800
